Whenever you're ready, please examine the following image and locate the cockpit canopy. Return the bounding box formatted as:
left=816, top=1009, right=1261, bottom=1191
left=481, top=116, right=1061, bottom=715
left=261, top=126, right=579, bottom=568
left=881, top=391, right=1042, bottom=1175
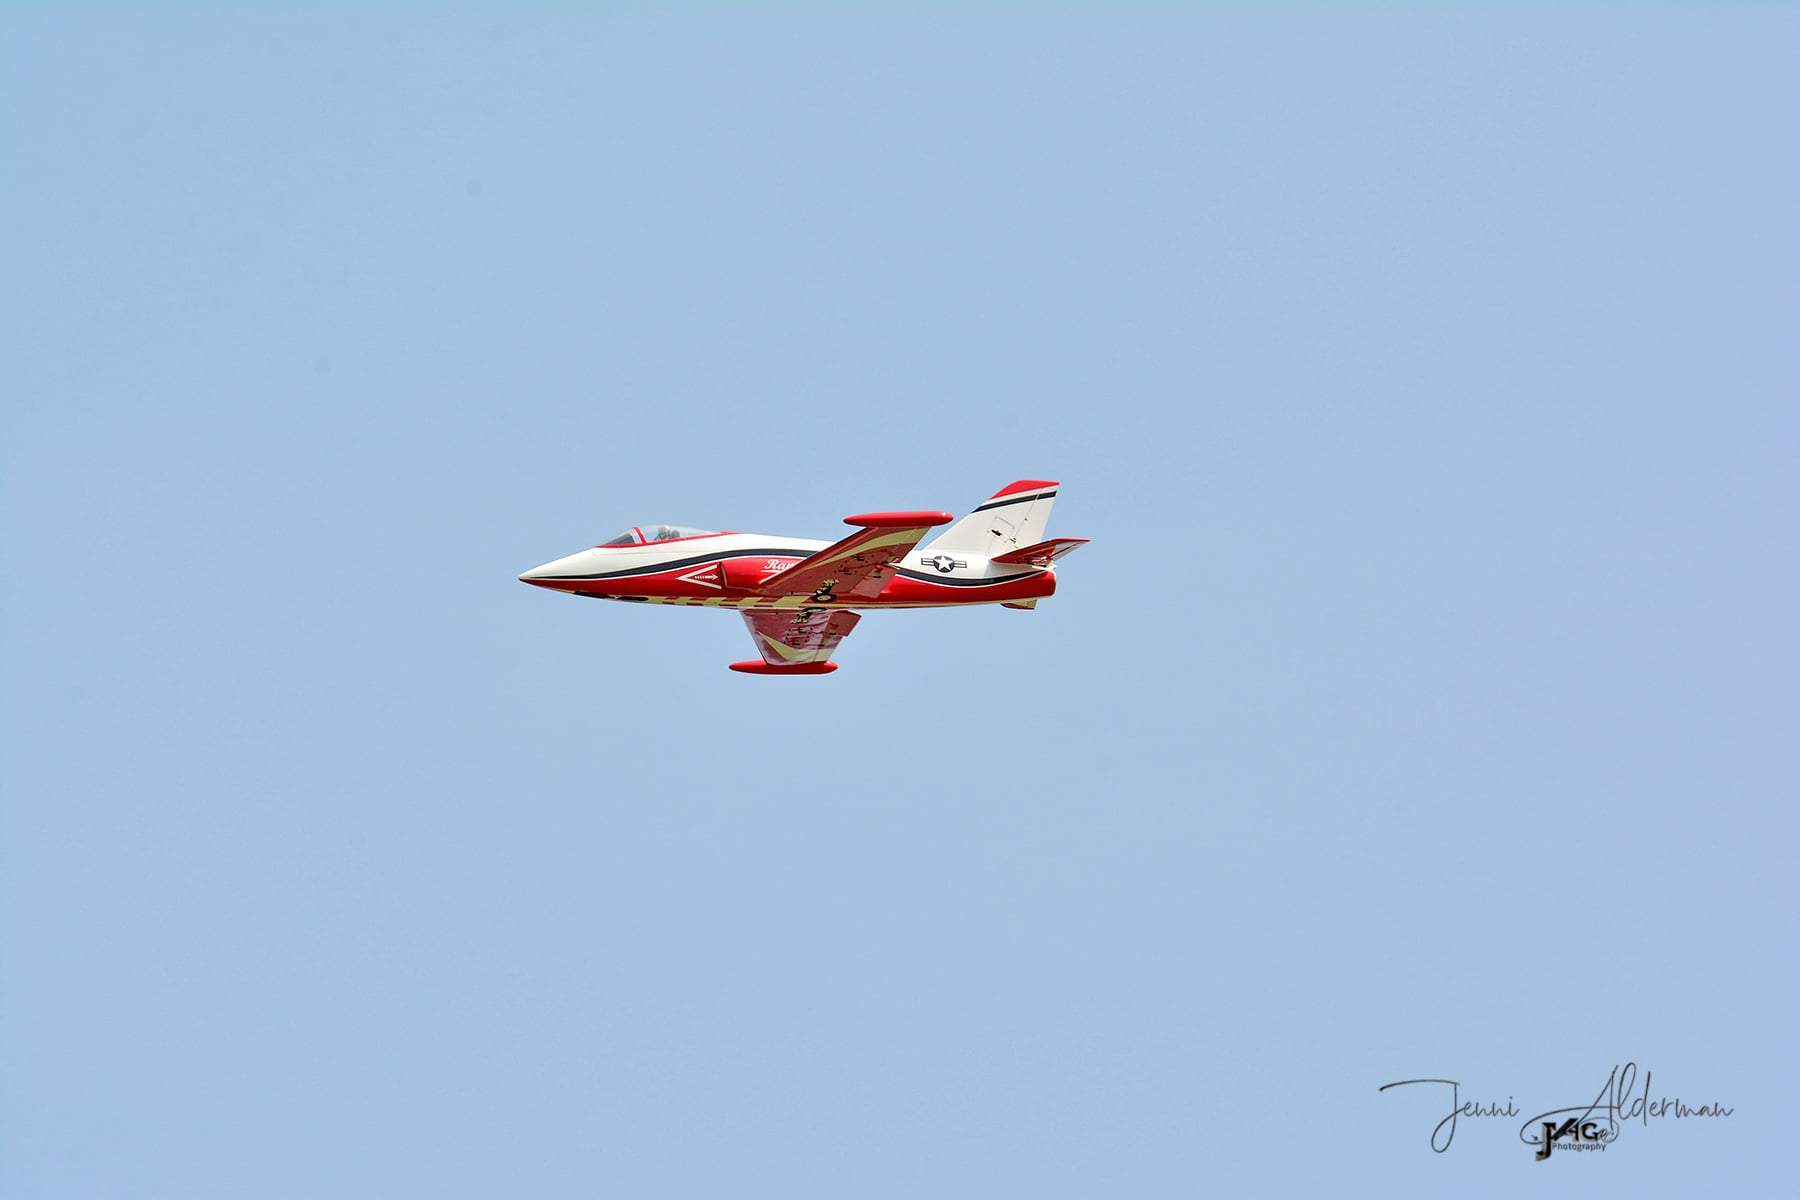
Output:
left=597, top=524, right=717, bottom=547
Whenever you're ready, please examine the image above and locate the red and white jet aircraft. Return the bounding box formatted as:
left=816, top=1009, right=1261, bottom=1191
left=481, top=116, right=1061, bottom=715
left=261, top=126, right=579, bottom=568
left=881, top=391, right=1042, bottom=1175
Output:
left=519, top=479, right=1086, bottom=674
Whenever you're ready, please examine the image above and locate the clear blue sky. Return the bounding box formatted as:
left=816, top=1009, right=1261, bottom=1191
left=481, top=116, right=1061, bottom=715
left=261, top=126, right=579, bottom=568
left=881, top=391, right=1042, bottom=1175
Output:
left=4, top=7, right=1795, bottom=1196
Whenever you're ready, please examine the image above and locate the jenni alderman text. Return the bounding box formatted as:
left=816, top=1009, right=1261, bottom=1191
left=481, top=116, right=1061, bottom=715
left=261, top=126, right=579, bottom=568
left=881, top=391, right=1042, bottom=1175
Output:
left=1379, top=1064, right=1733, bottom=1160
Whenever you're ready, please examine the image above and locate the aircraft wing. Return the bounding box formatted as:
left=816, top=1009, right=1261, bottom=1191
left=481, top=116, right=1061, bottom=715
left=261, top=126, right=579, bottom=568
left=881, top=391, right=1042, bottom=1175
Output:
left=756, top=510, right=951, bottom=602
left=731, top=610, right=862, bottom=675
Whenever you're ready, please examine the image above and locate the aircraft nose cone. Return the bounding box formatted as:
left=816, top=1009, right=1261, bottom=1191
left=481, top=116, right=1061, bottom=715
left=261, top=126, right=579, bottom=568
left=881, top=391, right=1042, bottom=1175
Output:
left=519, top=550, right=592, bottom=589
left=518, top=560, right=563, bottom=587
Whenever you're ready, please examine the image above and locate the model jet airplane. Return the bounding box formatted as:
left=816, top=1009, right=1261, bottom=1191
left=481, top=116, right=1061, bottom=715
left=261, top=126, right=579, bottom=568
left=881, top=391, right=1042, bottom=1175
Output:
left=518, top=479, right=1086, bottom=674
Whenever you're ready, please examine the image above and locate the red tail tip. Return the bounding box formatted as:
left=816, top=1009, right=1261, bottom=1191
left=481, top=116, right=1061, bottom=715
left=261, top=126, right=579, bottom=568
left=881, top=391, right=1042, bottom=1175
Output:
left=990, top=479, right=1059, bottom=498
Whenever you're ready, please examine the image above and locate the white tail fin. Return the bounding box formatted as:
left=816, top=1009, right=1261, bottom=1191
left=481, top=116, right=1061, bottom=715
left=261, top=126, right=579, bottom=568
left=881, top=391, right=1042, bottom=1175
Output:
left=923, top=479, right=1061, bottom=558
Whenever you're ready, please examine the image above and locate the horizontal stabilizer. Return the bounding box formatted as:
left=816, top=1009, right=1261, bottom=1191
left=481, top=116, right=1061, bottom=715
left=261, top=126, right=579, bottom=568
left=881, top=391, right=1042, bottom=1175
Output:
left=990, top=537, right=1089, bottom=568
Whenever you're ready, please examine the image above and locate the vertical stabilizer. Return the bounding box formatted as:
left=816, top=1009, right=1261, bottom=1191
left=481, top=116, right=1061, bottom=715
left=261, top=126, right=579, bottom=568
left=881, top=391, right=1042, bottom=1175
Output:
left=922, top=479, right=1060, bottom=558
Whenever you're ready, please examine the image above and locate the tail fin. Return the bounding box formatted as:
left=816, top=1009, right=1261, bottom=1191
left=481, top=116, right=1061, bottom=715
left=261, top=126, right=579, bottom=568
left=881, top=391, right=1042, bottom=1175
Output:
left=923, top=479, right=1061, bottom=558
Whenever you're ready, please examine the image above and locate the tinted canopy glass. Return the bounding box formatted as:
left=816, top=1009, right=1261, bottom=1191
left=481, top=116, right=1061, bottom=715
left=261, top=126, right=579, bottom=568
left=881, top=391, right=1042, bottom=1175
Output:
left=597, top=525, right=716, bottom=547
left=639, top=524, right=714, bottom=542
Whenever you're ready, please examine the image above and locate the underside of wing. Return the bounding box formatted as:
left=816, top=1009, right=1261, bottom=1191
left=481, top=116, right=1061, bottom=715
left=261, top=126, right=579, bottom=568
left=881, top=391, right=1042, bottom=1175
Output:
left=756, top=511, right=951, bottom=602
left=730, top=609, right=863, bottom=675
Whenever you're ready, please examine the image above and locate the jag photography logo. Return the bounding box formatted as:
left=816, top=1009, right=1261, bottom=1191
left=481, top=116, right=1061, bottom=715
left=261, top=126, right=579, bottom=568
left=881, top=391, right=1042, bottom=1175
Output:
left=1379, top=1063, right=1734, bottom=1161
left=1529, top=1113, right=1615, bottom=1159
